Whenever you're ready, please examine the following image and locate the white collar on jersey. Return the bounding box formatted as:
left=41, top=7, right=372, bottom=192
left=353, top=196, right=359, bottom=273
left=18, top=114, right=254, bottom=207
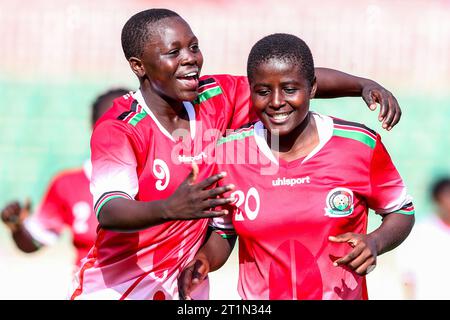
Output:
left=254, top=121, right=279, bottom=165
left=132, top=89, right=196, bottom=142
left=83, top=159, right=92, bottom=180
left=254, top=112, right=334, bottom=165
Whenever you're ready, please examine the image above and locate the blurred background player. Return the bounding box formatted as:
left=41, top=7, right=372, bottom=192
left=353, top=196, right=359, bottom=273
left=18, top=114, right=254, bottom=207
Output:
left=396, top=177, right=450, bottom=299
left=1, top=87, right=130, bottom=270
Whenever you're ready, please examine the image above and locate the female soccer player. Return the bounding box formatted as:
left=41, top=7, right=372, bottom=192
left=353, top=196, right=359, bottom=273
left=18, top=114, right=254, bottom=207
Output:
left=178, top=33, right=415, bottom=300
left=71, top=9, right=404, bottom=300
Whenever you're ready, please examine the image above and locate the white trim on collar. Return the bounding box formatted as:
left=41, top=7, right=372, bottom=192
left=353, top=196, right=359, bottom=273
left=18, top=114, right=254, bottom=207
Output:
left=254, top=121, right=279, bottom=165
left=253, top=112, right=333, bottom=165
left=132, top=90, right=196, bottom=141
left=183, top=101, right=196, bottom=140
left=302, top=112, right=333, bottom=163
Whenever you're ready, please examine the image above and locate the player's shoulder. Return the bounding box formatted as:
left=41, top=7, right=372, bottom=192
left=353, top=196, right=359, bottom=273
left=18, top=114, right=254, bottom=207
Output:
left=48, top=167, right=85, bottom=187
left=330, top=116, right=379, bottom=149
left=195, top=75, right=223, bottom=103
left=95, top=92, right=134, bottom=122
left=196, top=74, right=247, bottom=100
left=199, top=74, right=247, bottom=85
left=217, top=122, right=257, bottom=146
left=94, top=91, right=149, bottom=129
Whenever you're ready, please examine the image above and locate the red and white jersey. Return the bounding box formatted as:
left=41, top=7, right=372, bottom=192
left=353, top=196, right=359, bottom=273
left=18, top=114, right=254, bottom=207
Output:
left=212, top=112, right=415, bottom=300
left=71, top=75, right=255, bottom=300
left=24, top=161, right=98, bottom=266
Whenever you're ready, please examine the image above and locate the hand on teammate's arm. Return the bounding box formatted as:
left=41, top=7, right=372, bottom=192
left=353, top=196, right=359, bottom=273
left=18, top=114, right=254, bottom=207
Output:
left=179, top=231, right=236, bottom=300
left=329, top=212, right=414, bottom=275
left=314, top=67, right=401, bottom=131
left=98, top=163, right=235, bottom=231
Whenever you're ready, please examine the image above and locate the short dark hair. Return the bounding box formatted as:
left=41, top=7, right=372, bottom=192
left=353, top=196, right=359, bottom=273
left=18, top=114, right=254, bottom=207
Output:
left=247, top=33, right=315, bottom=85
left=91, top=88, right=130, bottom=125
left=121, top=8, right=180, bottom=60
left=431, top=177, right=450, bottom=201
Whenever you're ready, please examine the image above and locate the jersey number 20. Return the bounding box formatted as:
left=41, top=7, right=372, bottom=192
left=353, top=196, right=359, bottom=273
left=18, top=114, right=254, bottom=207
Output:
left=231, top=187, right=260, bottom=221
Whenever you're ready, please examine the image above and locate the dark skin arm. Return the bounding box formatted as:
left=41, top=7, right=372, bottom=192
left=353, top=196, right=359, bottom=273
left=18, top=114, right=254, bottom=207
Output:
left=99, top=163, right=235, bottom=231
left=178, top=231, right=236, bottom=300
left=329, top=212, right=415, bottom=275
left=314, top=67, right=401, bottom=131
left=1, top=200, right=42, bottom=253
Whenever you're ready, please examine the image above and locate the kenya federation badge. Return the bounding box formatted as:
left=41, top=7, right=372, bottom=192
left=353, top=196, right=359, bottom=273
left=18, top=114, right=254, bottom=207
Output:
left=324, top=187, right=354, bottom=217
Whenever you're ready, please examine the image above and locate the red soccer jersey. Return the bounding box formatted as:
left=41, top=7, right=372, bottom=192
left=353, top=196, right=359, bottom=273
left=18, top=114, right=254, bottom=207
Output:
left=212, top=112, right=415, bottom=300
left=24, top=162, right=98, bottom=266
left=71, top=75, right=256, bottom=300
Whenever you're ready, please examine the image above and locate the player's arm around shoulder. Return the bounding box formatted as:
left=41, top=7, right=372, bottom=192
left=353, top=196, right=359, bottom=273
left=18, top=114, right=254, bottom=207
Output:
left=314, top=67, right=401, bottom=131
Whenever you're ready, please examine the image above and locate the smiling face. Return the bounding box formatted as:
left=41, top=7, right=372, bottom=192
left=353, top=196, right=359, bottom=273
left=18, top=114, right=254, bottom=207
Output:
left=250, top=58, right=317, bottom=136
left=130, top=16, right=203, bottom=103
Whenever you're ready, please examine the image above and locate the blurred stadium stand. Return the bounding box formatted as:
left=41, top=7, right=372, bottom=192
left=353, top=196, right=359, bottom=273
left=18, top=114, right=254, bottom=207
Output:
left=0, top=0, right=449, bottom=299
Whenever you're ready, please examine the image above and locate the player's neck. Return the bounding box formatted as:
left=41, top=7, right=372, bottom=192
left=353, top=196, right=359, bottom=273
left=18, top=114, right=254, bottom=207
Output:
left=139, top=84, right=190, bottom=132
left=268, top=112, right=319, bottom=161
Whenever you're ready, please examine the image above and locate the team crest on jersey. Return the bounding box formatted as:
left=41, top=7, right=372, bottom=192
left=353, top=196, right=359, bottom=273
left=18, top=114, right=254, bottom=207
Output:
left=324, top=187, right=354, bottom=217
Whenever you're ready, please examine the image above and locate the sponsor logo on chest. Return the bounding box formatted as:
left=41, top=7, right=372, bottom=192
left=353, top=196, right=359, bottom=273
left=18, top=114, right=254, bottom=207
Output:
left=178, top=152, right=207, bottom=163
left=272, top=176, right=311, bottom=187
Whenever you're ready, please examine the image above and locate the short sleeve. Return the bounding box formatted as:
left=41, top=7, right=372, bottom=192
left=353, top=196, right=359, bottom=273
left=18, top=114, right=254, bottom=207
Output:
left=368, top=134, right=415, bottom=215
left=209, top=211, right=236, bottom=239
left=90, top=120, right=139, bottom=219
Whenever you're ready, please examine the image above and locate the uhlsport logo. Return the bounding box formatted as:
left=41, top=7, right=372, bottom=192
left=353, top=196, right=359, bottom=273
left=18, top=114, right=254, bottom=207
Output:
left=272, top=176, right=310, bottom=187
left=178, top=152, right=207, bottom=163
left=324, top=187, right=354, bottom=217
